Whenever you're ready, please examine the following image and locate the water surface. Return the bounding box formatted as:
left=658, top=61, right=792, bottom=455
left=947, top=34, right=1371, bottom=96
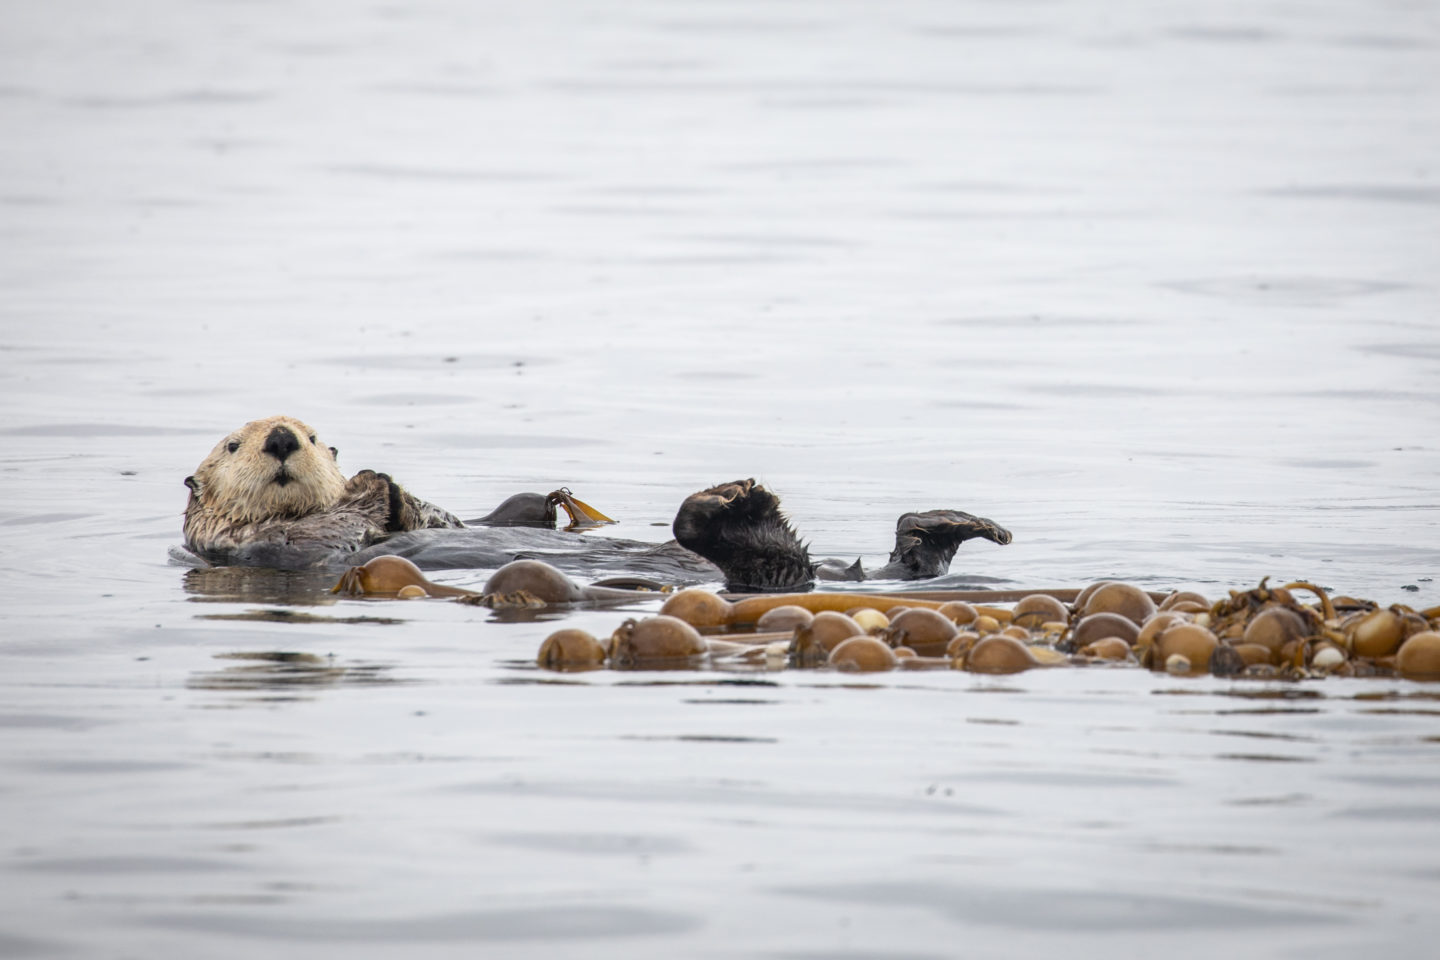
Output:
left=1, top=1, right=1437, bottom=956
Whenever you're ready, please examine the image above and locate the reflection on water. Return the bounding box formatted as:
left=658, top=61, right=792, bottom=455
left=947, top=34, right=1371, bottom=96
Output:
left=183, top=566, right=346, bottom=605
left=777, top=881, right=1340, bottom=931
left=188, top=651, right=403, bottom=693
left=1262, top=184, right=1440, bottom=205
left=195, top=609, right=406, bottom=625
left=141, top=906, right=703, bottom=942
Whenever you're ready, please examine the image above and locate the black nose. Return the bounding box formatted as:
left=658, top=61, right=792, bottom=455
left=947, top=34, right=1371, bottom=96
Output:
left=262, top=426, right=301, bottom=462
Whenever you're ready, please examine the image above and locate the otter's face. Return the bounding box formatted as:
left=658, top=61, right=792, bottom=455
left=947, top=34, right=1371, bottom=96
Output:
left=185, top=416, right=347, bottom=524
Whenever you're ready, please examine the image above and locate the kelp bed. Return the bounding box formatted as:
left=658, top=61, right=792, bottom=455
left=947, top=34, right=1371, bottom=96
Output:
left=329, top=556, right=1440, bottom=681
left=536, top=578, right=1440, bottom=680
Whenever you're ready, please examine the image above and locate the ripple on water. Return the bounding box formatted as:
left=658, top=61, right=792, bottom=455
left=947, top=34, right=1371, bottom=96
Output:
left=369, top=82, right=503, bottom=99
left=0, top=423, right=216, bottom=437
left=1161, top=276, right=1409, bottom=304
left=1329, top=805, right=1440, bottom=821
left=1281, top=458, right=1376, bottom=470
left=14, top=855, right=239, bottom=874
left=420, top=432, right=605, bottom=449
left=60, top=90, right=270, bottom=108
left=1261, top=184, right=1440, bottom=205
left=769, top=953, right=950, bottom=960
left=19, top=759, right=193, bottom=775
left=1026, top=383, right=1172, bottom=398
left=0, top=513, right=99, bottom=526
left=1214, top=752, right=1316, bottom=764
left=352, top=392, right=476, bottom=406
left=485, top=831, right=695, bottom=856
left=317, top=354, right=548, bottom=370
left=322, top=163, right=561, bottom=183
left=0, top=932, right=68, bottom=959
left=431, top=247, right=547, bottom=262
left=935, top=313, right=1144, bottom=328
left=452, top=778, right=1000, bottom=819
left=0, top=713, right=105, bottom=731
left=1354, top=342, right=1440, bottom=362
left=139, top=906, right=701, bottom=941
left=775, top=881, right=1343, bottom=930
left=1295, top=388, right=1440, bottom=405
left=1166, top=26, right=1281, bottom=43
left=952, top=770, right=1177, bottom=789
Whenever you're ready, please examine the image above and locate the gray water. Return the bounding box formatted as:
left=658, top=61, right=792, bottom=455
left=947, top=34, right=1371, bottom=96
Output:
left=2, top=1, right=1439, bottom=956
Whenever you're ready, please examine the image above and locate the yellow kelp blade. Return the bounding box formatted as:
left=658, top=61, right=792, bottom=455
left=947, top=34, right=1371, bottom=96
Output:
left=555, top=489, right=616, bottom=528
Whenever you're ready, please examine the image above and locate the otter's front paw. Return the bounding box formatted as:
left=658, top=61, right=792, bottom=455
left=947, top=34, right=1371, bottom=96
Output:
left=672, top=479, right=814, bottom=593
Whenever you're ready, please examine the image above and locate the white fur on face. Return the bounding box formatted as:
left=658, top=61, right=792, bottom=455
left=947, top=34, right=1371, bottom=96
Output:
left=192, top=415, right=347, bottom=524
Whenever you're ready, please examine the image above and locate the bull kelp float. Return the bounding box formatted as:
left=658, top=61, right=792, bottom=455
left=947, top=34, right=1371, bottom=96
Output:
left=536, top=577, right=1440, bottom=681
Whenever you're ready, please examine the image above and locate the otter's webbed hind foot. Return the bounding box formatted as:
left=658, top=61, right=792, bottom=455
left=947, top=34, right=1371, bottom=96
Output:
left=468, top=492, right=557, bottom=527
left=469, top=489, right=615, bottom=530
left=672, top=479, right=815, bottom=593
left=871, top=509, right=1013, bottom=580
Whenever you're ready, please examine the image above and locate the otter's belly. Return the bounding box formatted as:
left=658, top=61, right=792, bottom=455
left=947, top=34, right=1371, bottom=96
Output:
left=351, top=527, right=722, bottom=583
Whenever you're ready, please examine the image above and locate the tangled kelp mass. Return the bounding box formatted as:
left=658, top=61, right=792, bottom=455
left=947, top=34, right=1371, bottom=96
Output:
left=329, top=559, right=1440, bottom=681
left=536, top=578, right=1440, bottom=681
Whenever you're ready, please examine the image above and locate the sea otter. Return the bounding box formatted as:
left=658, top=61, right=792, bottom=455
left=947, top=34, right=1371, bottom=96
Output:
left=181, top=415, right=471, bottom=568
left=182, top=417, right=1013, bottom=590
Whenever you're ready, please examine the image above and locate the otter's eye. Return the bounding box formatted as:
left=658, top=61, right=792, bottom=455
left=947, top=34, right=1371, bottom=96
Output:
left=226, top=441, right=240, bottom=453
left=308, top=435, right=316, bottom=444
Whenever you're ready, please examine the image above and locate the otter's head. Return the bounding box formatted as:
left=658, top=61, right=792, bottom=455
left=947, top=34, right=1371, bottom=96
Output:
left=185, top=416, right=347, bottom=524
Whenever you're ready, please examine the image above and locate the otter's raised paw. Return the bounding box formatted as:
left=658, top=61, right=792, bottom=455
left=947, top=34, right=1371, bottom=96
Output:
left=672, top=479, right=815, bottom=593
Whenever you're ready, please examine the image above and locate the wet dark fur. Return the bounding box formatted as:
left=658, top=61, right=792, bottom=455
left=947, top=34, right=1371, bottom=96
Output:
left=671, top=479, right=1014, bottom=592
left=671, top=479, right=814, bottom=592
left=869, top=508, right=1015, bottom=580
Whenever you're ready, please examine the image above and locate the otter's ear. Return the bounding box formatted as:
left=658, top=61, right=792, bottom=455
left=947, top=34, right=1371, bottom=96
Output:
left=329, top=446, right=339, bottom=460
left=184, top=475, right=200, bottom=493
